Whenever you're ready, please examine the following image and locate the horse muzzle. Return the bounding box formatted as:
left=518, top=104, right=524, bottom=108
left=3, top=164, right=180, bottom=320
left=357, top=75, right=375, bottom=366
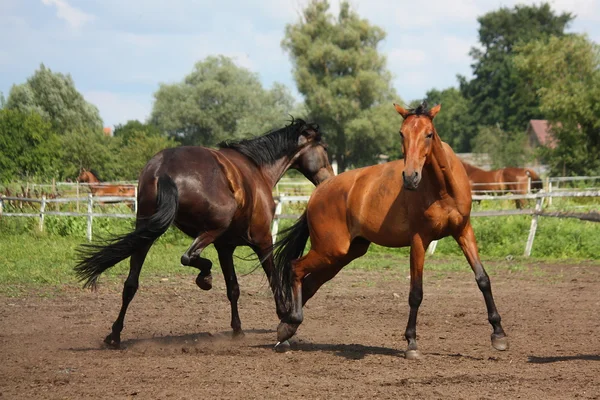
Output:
left=402, top=171, right=421, bottom=191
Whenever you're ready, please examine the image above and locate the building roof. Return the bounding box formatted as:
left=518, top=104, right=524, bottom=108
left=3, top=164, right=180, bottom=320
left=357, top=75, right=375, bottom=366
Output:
left=103, top=127, right=113, bottom=137
left=528, top=119, right=556, bottom=149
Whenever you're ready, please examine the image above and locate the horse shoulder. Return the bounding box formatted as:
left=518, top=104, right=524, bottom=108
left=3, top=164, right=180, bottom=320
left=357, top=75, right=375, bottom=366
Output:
left=211, top=150, right=246, bottom=208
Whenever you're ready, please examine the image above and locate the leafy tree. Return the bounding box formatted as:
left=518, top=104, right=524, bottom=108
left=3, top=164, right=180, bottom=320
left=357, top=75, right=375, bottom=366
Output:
left=420, top=88, right=475, bottom=153
left=113, top=120, right=162, bottom=145
left=0, top=92, right=5, bottom=109
left=471, top=125, right=531, bottom=168
left=283, top=0, right=400, bottom=171
left=151, top=56, right=296, bottom=146
left=459, top=3, right=573, bottom=132
left=113, top=120, right=179, bottom=180
left=60, top=130, right=119, bottom=181
left=5, top=64, right=103, bottom=134
left=514, top=34, right=600, bottom=175
left=0, top=109, right=63, bottom=182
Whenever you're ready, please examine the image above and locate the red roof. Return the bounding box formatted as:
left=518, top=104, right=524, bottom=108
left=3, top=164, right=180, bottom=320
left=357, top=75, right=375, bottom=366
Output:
left=103, top=127, right=113, bottom=137
left=528, top=120, right=556, bottom=149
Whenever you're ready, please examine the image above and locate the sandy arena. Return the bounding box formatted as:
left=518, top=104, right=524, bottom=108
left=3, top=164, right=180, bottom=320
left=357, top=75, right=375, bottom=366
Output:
left=1, top=261, right=599, bottom=399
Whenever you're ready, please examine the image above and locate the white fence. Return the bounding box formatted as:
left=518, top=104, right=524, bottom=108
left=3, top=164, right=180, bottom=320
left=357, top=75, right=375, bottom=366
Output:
left=2, top=177, right=599, bottom=256
left=0, top=194, right=136, bottom=241
left=271, top=190, right=600, bottom=257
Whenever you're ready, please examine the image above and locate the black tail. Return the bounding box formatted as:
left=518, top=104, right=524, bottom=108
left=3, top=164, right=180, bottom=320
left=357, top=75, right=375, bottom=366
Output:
left=272, top=211, right=310, bottom=317
left=74, top=175, right=179, bottom=289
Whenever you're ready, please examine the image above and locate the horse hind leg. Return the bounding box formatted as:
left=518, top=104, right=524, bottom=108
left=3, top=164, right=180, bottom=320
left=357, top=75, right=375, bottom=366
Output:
left=105, top=242, right=152, bottom=348
left=180, top=229, right=226, bottom=290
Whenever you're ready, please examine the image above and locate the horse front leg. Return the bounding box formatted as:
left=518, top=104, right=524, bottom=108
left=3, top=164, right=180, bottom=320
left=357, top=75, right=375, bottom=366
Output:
left=404, top=234, right=428, bottom=360
left=455, top=221, right=508, bottom=351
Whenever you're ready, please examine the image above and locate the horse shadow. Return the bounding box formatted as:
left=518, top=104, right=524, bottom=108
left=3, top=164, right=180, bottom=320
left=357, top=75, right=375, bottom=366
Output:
left=527, top=354, right=600, bottom=364
left=65, top=328, right=275, bottom=352
left=253, top=341, right=403, bottom=360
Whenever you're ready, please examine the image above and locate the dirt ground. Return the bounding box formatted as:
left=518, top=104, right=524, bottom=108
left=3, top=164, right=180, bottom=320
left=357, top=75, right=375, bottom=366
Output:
left=1, top=261, right=600, bottom=399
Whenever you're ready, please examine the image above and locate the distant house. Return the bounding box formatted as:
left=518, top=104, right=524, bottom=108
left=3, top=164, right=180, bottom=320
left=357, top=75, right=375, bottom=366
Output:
left=103, top=127, right=113, bottom=137
left=527, top=120, right=556, bottom=149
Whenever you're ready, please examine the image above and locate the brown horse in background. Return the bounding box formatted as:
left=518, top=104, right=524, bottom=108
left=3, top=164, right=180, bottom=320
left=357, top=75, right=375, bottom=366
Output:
left=271, top=103, right=508, bottom=359
left=75, top=119, right=333, bottom=347
left=460, top=161, right=543, bottom=208
left=77, top=169, right=136, bottom=198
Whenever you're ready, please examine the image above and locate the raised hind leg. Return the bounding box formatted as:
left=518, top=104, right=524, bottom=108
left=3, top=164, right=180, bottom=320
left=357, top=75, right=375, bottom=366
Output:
left=455, top=222, right=507, bottom=351
left=404, top=234, right=429, bottom=360
left=104, top=242, right=152, bottom=348
left=214, top=244, right=244, bottom=337
left=181, top=229, right=226, bottom=290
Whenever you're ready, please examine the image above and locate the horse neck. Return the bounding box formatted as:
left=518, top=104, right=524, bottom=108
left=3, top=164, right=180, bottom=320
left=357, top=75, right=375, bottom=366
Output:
left=257, top=156, right=294, bottom=189
left=425, top=133, right=471, bottom=210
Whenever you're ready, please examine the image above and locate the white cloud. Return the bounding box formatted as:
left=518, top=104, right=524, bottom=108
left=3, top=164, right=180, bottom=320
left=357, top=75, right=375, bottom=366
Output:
left=41, top=0, right=94, bottom=29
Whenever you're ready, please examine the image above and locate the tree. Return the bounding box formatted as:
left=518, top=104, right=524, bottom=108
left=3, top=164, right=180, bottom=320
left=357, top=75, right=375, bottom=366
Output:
left=59, top=130, right=119, bottom=181
left=459, top=3, right=573, bottom=132
left=283, top=0, right=400, bottom=171
left=420, top=88, right=475, bottom=153
left=113, top=120, right=179, bottom=180
left=514, top=34, right=600, bottom=175
left=0, top=109, right=63, bottom=182
left=5, top=64, right=103, bottom=134
left=471, top=125, right=531, bottom=168
left=150, top=56, right=297, bottom=146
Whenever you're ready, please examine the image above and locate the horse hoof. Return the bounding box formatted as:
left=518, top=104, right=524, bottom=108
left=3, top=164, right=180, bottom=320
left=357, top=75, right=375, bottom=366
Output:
left=405, top=350, right=422, bottom=360
left=491, top=334, right=509, bottom=351
left=232, top=330, right=245, bottom=340
left=103, top=333, right=120, bottom=349
left=274, top=340, right=291, bottom=353
left=277, top=322, right=299, bottom=343
left=195, top=274, right=212, bottom=291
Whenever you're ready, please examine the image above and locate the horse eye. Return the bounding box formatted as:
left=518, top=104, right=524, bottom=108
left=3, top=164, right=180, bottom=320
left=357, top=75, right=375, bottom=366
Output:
left=426, top=132, right=433, bottom=139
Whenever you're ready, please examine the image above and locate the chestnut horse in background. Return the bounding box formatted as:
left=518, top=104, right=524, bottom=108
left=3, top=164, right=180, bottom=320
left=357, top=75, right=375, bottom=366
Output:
left=75, top=119, right=333, bottom=348
left=271, top=103, right=508, bottom=359
left=460, top=161, right=543, bottom=208
left=77, top=169, right=136, bottom=199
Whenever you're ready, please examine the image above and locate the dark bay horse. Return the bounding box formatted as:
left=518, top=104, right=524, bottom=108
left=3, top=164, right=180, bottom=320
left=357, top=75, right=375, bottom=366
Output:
left=77, top=169, right=136, bottom=198
left=460, top=161, right=543, bottom=208
left=271, top=103, right=508, bottom=359
left=75, top=119, right=333, bottom=347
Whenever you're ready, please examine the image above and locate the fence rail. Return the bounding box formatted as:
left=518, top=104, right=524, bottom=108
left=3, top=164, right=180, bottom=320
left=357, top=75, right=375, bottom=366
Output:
left=270, top=190, right=600, bottom=257
left=2, top=183, right=599, bottom=256
left=0, top=194, right=136, bottom=241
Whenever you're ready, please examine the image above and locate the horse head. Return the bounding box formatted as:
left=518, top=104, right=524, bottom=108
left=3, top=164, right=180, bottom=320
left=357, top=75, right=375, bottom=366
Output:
left=290, top=122, right=334, bottom=185
left=394, top=102, right=442, bottom=190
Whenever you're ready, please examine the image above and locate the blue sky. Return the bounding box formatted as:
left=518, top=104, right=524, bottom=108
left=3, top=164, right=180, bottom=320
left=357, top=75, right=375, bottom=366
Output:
left=1, top=0, right=599, bottom=128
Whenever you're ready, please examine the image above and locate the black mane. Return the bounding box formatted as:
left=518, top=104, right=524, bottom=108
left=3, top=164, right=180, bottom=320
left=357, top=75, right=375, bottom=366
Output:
left=407, top=101, right=433, bottom=117
left=218, top=118, right=321, bottom=165
left=89, top=169, right=103, bottom=182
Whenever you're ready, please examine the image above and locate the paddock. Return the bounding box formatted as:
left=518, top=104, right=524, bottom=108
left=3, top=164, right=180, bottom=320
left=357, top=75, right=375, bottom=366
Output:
left=1, top=260, right=598, bottom=399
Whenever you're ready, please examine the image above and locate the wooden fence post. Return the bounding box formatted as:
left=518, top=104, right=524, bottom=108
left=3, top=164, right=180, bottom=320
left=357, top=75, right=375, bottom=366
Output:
left=524, top=195, right=543, bottom=257
left=87, top=193, right=93, bottom=242
left=76, top=180, right=80, bottom=212
left=134, top=186, right=138, bottom=214
left=39, top=195, right=46, bottom=231
left=527, top=176, right=532, bottom=194
left=547, top=179, right=553, bottom=206
left=0, top=196, right=3, bottom=217
left=427, top=240, right=438, bottom=255
left=271, top=200, right=283, bottom=244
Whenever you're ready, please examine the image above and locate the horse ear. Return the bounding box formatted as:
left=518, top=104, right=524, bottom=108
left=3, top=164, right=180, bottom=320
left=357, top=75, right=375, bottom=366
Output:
left=429, top=103, right=441, bottom=119
left=393, top=103, right=410, bottom=119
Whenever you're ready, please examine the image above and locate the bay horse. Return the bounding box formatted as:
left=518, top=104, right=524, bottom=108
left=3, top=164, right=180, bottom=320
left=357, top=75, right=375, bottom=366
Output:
left=75, top=119, right=332, bottom=347
left=271, top=103, right=508, bottom=359
left=77, top=169, right=136, bottom=203
left=460, top=161, right=543, bottom=208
